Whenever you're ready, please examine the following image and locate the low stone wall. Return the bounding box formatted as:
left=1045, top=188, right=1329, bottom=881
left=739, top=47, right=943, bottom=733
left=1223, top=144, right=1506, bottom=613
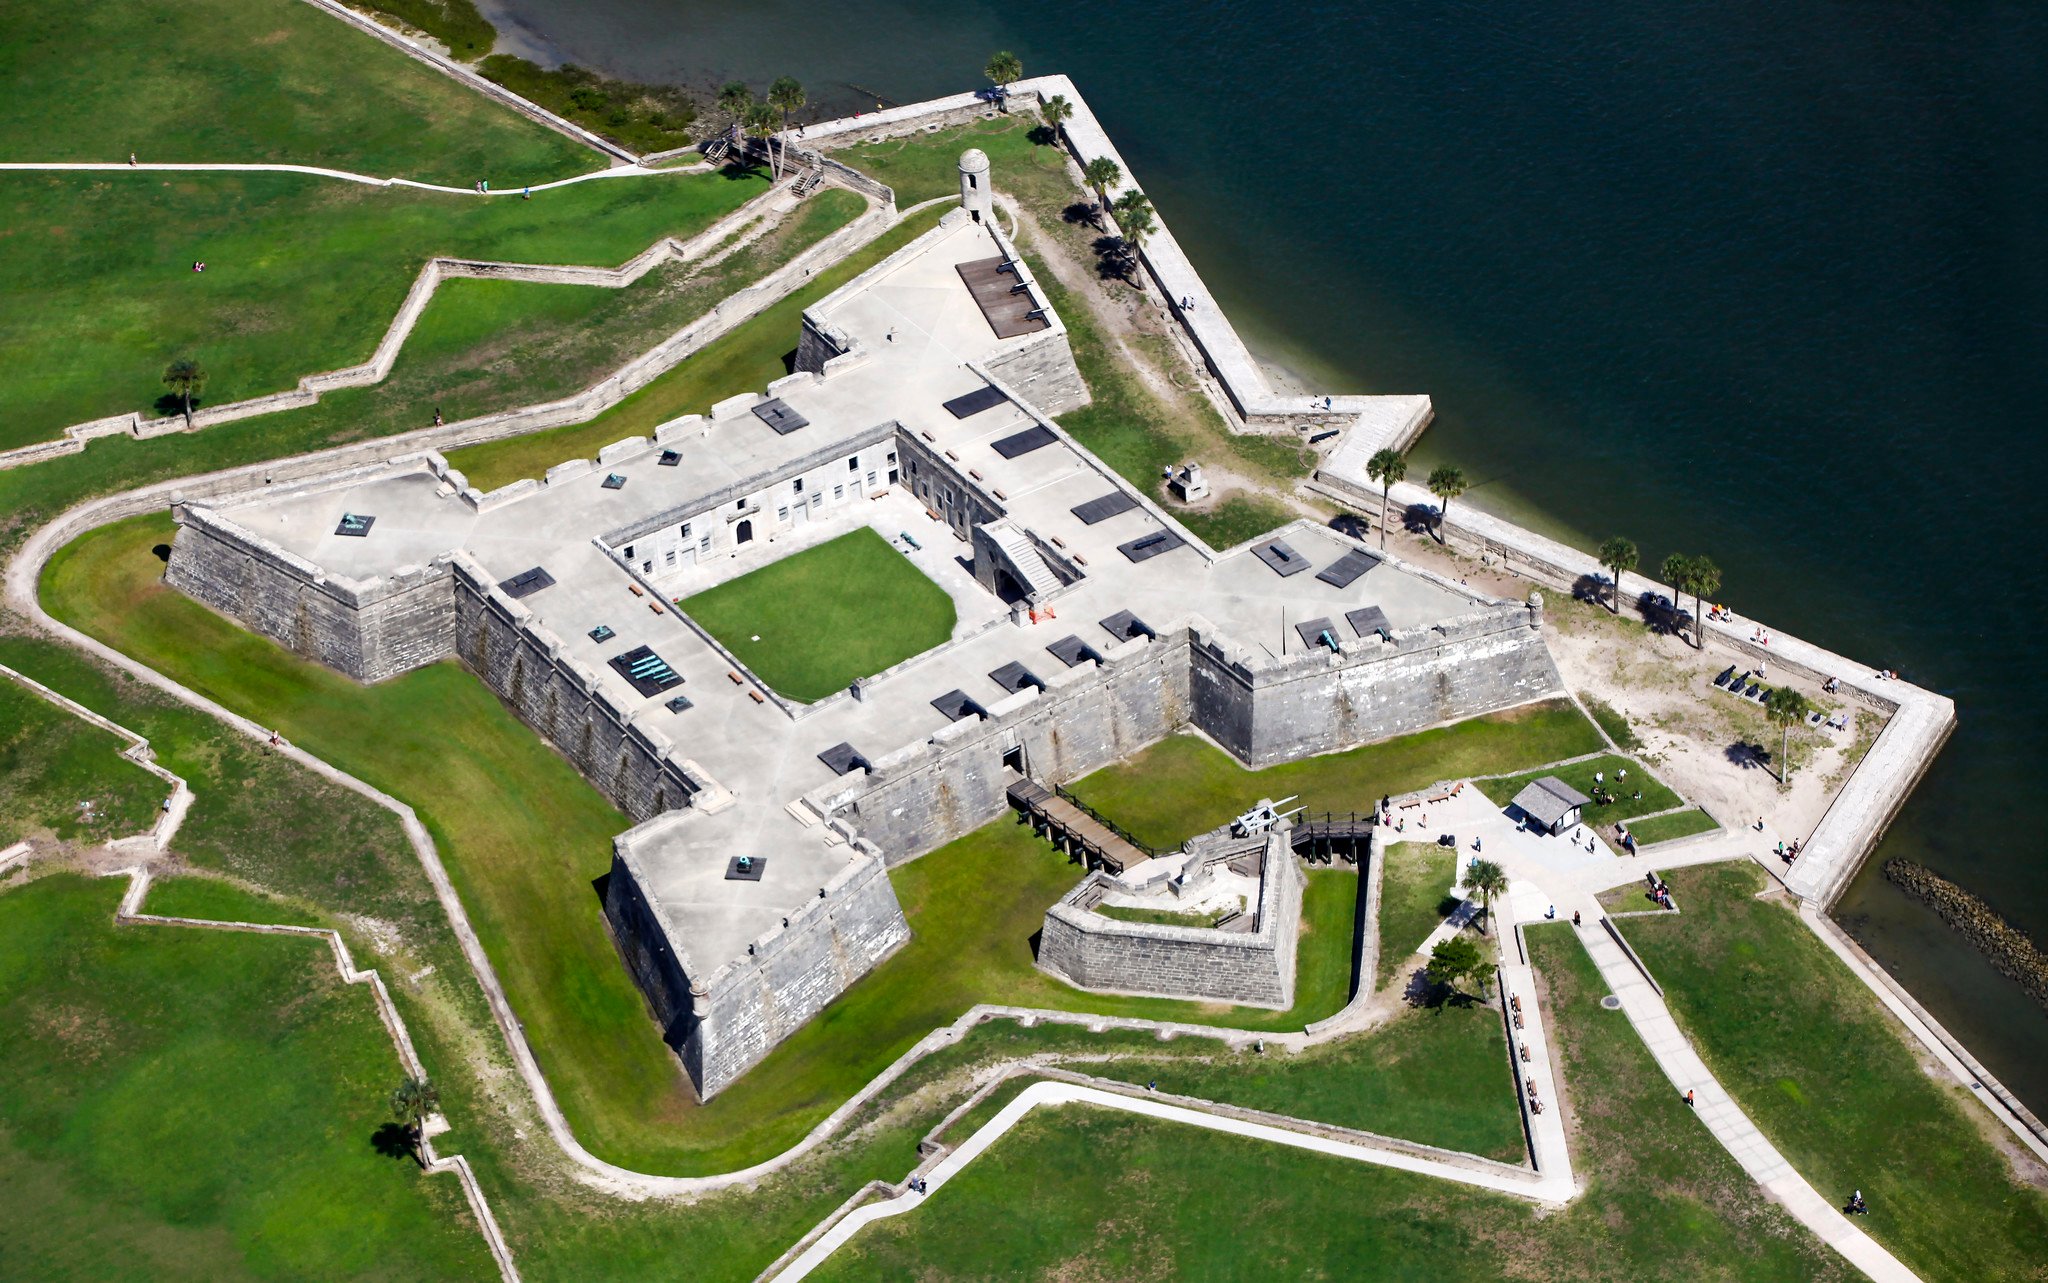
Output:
left=1189, top=600, right=1563, bottom=768
left=1038, top=834, right=1301, bottom=1007
left=606, top=815, right=911, bottom=1099
left=166, top=502, right=455, bottom=683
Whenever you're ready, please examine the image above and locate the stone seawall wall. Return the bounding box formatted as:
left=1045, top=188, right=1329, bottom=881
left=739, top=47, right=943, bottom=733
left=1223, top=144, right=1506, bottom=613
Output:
left=820, top=630, right=1194, bottom=862
left=1037, top=837, right=1301, bottom=1007
left=689, top=851, right=910, bottom=1098
left=449, top=555, right=701, bottom=824
left=1189, top=603, right=1562, bottom=768
left=165, top=504, right=455, bottom=682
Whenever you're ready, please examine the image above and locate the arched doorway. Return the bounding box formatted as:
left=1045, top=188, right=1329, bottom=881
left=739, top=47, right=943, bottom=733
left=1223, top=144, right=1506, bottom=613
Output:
left=737, top=519, right=754, bottom=544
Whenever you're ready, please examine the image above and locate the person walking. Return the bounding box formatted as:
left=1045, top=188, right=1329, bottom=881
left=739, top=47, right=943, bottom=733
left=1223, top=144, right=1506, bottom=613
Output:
left=1684, top=1090, right=1695, bottom=1107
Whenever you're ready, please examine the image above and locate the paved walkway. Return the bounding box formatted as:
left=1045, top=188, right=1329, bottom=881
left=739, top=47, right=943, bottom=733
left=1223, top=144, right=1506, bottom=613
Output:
left=0, top=159, right=672, bottom=195
left=772, top=1077, right=1575, bottom=1280
left=1573, top=914, right=1919, bottom=1282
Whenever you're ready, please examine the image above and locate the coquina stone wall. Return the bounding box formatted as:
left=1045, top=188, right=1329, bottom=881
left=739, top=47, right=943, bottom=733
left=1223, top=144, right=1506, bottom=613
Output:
left=166, top=504, right=455, bottom=683
left=449, top=554, right=705, bottom=824
left=606, top=816, right=911, bottom=1099
left=813, top=629, right=1194, bottom=862
left=1189, top=601, right=1563, bottom=768
left=1037, top=833, right=1302, bottom=1007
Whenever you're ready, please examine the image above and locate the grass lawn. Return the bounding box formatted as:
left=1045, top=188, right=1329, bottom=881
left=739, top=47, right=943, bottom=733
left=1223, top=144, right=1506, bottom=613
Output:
left=1478, top=751, right=1682, bottom=827
left=41, top=511, right=1361, bottom=1171
left=813, top=923, right=1848, bottom=1281
left=1620, top=863, right=2048, bottom=1283
left=679, top=529, right=955, bottom=703
left=446, top=201, right=946, bottom=492
left=1068, top=699, right=1604, bottom=850
left=143, top=874, right=325, bottom=929
left=1597, top=883, right=1676, bottom=915
left=0, top=873, right=494, bottom=1280
left=1087, top=1000, right=1525, bottom=1161
left=1628, top=808, right=1720, bottom=845
left=0, top=167, right=766, bottom=448
left=0, top=0, right=596, bottom=180
left=1377, top=840, right=1457, bottom=989
left=0, top=679, right=164, bottom=846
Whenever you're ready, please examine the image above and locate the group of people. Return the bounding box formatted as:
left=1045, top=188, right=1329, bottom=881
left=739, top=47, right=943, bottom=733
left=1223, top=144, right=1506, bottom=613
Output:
left=1776, top=838, right=1803, bottom=866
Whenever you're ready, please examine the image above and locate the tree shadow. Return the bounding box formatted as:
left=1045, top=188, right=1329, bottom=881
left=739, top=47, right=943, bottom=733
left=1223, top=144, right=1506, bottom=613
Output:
left=151, top=543, right=172, bottom=563
left=1026, top=125, right=1057, bottom=148
left=370, top=1122, right=414, bottom=1161
left=153, top=393, right=198, bottom=417
left=1400, top=501, right=1436, bottom=534
left=1571, top=572, right=1610, bottom=606
left=1061, top=201, right=1095, bottom=227
left=1328, top=513, right=1370, bottom=541
left=1725, top=741, right=1770, bottom=771
left=1434, top=893, right=1463, bottom=917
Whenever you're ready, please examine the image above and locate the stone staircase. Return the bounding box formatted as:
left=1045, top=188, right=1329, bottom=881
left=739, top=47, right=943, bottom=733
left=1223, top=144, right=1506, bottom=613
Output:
left=980, top=520, right=1063, bottom=599
left=792, top=162, right=826, bottom=198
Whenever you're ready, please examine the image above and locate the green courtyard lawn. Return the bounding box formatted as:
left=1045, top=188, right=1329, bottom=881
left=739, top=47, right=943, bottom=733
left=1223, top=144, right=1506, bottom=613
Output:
left=446, top=201, right=947, bottom=492
left=1627, top=807, right=1720, bottom=845
left=0, top=678, right=165, bottom=846
left=1, top=0, right=594, bottom=181
left=1478, top=750, right=1683, bottom=827
left=680, top=529, right=956, bottom=703
left=1068, top=698, right=1605, bottom=851
left=813, top=923, right=1850, bottom=1282
left=142, top=873, right=325, bottom=929
left=0, top=167, right=766, bottom=449
left=0, top=873, right=494, bottom=1280
left=1087, top=1000, right=1525, bottom=1161
left=1620, top=863, right=2048, bottom=1283
left=1377, top=840, right=1457, bottom=989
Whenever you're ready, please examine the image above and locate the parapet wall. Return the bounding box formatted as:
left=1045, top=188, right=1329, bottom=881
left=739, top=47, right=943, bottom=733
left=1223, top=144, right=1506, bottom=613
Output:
left=605, top=815, right=911, bottom=1099
left=166, top=502, right=455, bottom=683
left=1189, top=599, right=1563, bottom=767
left=449, top=554, right=702, bottom=824
left=817, top=629, right=1196, bottom=862
left=1037, top=833, right=1302, bottom=1007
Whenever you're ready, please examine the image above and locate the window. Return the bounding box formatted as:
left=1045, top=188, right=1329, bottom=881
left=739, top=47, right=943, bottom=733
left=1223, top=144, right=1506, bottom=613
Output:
left=624, top=545, right=635, bottom=560
left=794, top=477, right=805, bottom=494
left=867, top=471, right=877, bottom=487
left=665, top=550, right=676, bottom=566
left=642, top=560, right=652, bottom=574
left=679, top=522, right=691, bottom=539
left=848, top=457, right=860, bottom=472
left=699, top=535, right=711, bottom=552
left=887, top=450, right=898, bottom=464
left=777, top=505, right=789, bottom=522
left=735, top=498, right=746, bottom=511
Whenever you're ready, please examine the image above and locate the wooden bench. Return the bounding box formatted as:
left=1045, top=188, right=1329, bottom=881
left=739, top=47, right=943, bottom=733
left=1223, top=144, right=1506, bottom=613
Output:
left=747, top=689, right=765, bottom=704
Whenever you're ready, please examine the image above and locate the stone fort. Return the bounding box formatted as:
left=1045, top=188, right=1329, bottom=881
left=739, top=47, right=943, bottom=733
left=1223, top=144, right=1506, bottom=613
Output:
left=161, top=155, right=1564, bottom=1098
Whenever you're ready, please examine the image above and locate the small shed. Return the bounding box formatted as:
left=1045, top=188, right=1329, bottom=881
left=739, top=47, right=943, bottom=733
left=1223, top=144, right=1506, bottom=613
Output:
left=1512, top=776, right=1591, bottom=836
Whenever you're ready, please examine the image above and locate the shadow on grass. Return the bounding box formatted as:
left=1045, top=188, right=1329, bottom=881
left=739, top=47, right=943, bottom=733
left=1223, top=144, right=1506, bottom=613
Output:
left=370, top=1121, right=415, bottom=1162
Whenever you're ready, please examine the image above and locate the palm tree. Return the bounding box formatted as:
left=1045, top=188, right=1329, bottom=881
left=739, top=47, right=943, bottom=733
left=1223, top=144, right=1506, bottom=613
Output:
left=1597, top=536, right=1638, bottom=613
left=1365, top=448, right=1406, bottom=549
left=717, top=81, right=752, bottom=132
left=1425, top=464, right=1466, bottom=543
left=1659, top=553, right=1695, bottom=639
left=768, top=76, right=806, bottom=174
left=743, top=101, right=779, bottom=179
left=1465, top=858, right=1508, bottom=937
left=1112, top=189, right=1154, bottom=287
left=1764, top=685, right=1814, bottom=784
left=162, top=357, right=206, bottom=428
left=1687, top=556, right=1721, bottom=648
left=1082, top=156, right=1122, bottom=229
left=984, top=51, right=1023, bottom=108
left=389, top=1076, right=441, bottom=1168
left=1039, top=93, right=1073, bottom=149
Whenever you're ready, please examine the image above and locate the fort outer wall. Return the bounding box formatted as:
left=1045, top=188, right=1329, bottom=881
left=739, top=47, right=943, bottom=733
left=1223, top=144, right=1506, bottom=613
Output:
left=604, top=818, right=910, bottom=1100
left=1037, top=833, right=1302, bottom=1007
left=1190, top=598, right=1563, bottom=768
left=165, top=499, right=456, bottom=683
left=808, top=601, right=1564, bottom=867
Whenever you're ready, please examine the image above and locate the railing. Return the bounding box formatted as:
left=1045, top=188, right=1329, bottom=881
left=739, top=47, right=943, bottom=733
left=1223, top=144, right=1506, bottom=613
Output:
left=1051, top=783, right=1165, bottom=860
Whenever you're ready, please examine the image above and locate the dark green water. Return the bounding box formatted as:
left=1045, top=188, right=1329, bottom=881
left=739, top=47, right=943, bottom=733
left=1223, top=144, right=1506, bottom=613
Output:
left=483, top=0, right=2048, bottom=1110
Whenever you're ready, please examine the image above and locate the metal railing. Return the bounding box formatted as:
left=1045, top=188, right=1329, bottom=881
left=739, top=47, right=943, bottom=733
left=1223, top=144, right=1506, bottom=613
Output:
left=1051, top=783, right=1164, bottom=860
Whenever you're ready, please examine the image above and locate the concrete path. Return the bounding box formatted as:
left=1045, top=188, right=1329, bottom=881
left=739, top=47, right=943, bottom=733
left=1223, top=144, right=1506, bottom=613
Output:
left=772, top=1077, right=1575, bottom=1280
left=1573, top=915, right=1920, bottom=1282
left=0, top=160, right=673, bottom=194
